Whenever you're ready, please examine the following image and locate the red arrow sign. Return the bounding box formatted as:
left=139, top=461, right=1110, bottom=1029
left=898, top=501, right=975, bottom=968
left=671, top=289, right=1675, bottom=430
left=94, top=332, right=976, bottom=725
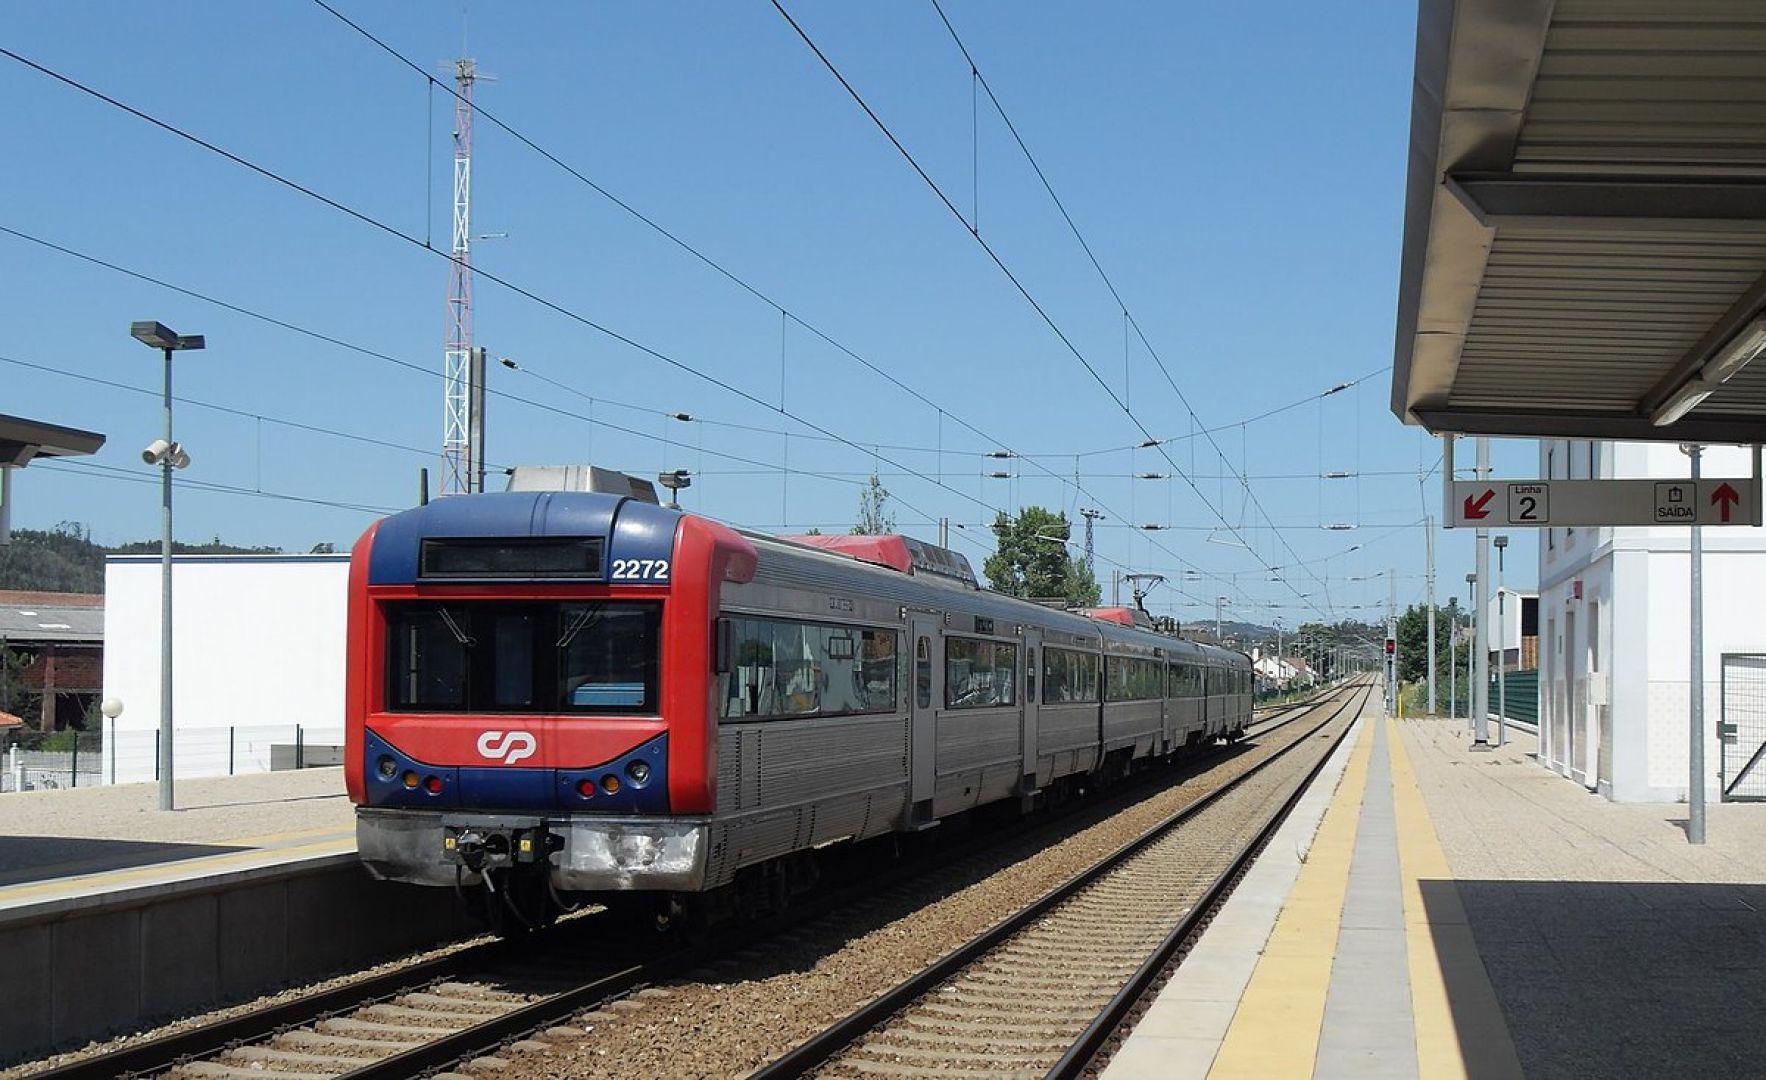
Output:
left=1712, top=482, right=1741, bottom=523
left=1463, top=489, right=1495, bottom=521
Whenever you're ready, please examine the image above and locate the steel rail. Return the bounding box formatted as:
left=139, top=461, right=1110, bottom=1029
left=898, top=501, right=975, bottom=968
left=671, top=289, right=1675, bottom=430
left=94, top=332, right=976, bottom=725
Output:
left=751, top=680, right=1370, bottom=1079
left=22, top=937, right=532, bottom=1080
left=20, top=684, right=1350, bottom=1080
left=1047, top=681, right=1375, bottom=1077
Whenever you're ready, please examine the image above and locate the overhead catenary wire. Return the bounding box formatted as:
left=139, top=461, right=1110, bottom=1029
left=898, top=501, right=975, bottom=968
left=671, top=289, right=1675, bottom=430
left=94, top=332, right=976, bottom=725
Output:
left=4, top=39, right=1365, bottom=616
left=0, top=44, right=1012, bottom=542
left=927, top=0, right=1346, bottom=609
left=301, top=1, right=1274, bottom=600
left=768, top=2, right=1333, bottom=623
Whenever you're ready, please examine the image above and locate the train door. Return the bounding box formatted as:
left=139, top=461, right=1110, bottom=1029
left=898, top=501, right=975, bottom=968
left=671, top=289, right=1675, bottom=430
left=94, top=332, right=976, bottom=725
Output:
left=909, top=614, right=941, bottom=824
left=1022, top=628, right=1043, bottom=794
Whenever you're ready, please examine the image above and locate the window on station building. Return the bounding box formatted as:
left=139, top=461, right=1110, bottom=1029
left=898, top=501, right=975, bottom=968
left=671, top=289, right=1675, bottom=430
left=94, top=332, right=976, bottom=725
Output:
left=719, top=617, right=898, bottom=720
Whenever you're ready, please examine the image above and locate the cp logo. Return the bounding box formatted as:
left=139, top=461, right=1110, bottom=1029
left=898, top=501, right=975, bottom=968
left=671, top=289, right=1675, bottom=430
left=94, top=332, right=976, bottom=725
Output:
left=475, top=730, right=537, bottom=766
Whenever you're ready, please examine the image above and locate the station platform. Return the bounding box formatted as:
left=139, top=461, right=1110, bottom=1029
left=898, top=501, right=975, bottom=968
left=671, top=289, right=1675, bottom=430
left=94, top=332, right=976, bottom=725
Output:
left=0, top=768, right=482, bottom=1064
left=1106, top=707, right=1766, bottom=1079
left=0, top=766, right=352, bottom=915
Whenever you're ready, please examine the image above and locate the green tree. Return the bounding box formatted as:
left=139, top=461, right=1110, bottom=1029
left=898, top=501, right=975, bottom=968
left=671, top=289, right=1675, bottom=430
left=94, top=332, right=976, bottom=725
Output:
left=1394, top=600, right=1469, bottom=711
left=982, top=507, right=1100, bottom=607
left=852, top=474, right=895, bottom=535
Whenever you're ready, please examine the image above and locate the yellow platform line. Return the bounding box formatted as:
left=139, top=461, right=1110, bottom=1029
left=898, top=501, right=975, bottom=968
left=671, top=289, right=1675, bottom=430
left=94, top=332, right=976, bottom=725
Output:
left=1387, top=719, right=1523, bottom=1080
left=1208, top=717, right=1375, bottom=1079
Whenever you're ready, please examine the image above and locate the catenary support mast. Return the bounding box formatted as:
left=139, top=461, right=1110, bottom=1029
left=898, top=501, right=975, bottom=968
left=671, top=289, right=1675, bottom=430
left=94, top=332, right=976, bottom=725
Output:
left=442, top=58, right=477, bottom=496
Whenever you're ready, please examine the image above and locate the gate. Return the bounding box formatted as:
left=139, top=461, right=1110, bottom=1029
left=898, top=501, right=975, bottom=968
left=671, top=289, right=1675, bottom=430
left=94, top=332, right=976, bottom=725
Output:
left=1720, top=654, right=1766, bottom=801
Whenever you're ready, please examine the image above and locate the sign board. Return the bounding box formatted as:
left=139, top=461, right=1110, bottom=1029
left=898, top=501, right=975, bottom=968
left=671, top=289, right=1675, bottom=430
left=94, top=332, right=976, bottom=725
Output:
left=1448, top=478, right=1761, bottom=528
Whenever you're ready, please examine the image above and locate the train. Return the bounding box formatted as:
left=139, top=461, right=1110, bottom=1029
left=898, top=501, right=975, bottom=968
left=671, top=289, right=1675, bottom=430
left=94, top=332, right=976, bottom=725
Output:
left=344, top=476, right=1254, bottom=928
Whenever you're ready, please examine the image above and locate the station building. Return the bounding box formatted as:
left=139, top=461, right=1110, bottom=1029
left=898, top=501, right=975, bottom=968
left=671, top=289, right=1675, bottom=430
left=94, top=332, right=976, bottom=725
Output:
left=101, top=553, right=350, bottom=783
left=1536, top=441, right=1766, bottom=803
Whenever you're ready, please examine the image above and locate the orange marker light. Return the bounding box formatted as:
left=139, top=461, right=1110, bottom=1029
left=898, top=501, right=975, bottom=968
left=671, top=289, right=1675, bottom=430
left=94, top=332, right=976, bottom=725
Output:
left=600, top=774, right=622, bottom=795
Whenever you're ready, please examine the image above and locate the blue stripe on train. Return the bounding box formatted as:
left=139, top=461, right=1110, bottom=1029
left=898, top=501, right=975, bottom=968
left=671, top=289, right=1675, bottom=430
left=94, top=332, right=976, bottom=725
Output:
left=363, top=728, right=669, bottom=813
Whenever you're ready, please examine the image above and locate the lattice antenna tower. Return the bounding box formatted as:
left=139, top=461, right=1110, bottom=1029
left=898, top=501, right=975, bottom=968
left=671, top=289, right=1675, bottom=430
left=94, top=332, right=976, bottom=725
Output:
left=441, top=57, right=477, bottom=496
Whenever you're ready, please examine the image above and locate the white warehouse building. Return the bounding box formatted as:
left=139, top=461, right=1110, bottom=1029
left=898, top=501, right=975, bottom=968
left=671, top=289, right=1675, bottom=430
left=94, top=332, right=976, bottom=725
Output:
left=1537, top=440, right=1766, bottom=803
left=101, top=553, right=351, bottom=784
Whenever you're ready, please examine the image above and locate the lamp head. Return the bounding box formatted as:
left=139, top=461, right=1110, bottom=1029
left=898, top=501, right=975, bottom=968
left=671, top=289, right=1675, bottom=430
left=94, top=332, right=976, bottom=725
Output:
left=130, top=321, right=204, bottom=351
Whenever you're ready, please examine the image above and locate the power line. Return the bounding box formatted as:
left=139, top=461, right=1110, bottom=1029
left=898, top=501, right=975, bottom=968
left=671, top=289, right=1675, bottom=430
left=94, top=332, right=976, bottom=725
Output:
left=36, top=459, right=401, bottom=516
left=0, top=229, right=908, bottom=503
left=0, top=56, right=1231, bottom=608
left=926, top=0, right=1348, bottom=612
left=768, top=3, right=1332, bottom=622
left=302, top=1, right=1254, bottom=595
left=0, top=44, right=1008, bottom=537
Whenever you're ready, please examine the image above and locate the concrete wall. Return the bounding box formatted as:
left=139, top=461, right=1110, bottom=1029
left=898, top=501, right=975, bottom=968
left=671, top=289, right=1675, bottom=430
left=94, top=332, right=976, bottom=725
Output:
left=101, top=555, right=350, bottom=783
left=0, top=856, right=475, bottom=1065
left=1537, top=441, right=1766, bottom=802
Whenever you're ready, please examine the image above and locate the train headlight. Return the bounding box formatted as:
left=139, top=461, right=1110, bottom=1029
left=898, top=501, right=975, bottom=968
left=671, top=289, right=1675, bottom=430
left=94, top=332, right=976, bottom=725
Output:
left=376, top=755, right=397, bottom=780
left=625, top=760, right=651, bottom=787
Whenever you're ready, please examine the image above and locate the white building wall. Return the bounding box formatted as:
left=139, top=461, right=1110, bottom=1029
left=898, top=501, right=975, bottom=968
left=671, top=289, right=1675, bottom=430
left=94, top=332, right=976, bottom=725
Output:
left=101, top=554, right=351, bottom=784
left=1537, top=440, right=1766, bottom=803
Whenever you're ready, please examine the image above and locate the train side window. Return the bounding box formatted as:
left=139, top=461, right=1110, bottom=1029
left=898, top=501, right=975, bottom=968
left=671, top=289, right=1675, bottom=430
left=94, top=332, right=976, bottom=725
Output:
left=946, top=637, right=1018, bottom=708
left=916, top=637, right=932, bottom=709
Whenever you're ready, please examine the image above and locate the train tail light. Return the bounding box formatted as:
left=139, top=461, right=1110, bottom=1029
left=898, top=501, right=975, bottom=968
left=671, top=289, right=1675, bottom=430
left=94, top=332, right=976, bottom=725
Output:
left=576, top=778, right=596, bottom=798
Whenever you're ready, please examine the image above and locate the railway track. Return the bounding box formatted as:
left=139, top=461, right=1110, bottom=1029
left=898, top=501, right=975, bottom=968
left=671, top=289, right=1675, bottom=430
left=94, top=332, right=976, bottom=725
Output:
left=757, top=680, right=1372, bottom=1079
left=21, top=685, right=1362, bottom=1080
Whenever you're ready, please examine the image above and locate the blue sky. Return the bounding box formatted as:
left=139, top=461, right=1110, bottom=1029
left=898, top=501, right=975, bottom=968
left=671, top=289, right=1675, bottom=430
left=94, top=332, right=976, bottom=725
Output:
left=1, top=1, right=1538, bottom=626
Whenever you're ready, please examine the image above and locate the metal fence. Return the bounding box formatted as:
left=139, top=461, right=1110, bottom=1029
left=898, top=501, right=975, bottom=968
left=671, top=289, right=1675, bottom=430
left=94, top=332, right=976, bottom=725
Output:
left=1488, top=669, right=1540, bottom=725
left=1721, top=654, right=1766, bottom=801
left=1, top=725, right=343, bottom=792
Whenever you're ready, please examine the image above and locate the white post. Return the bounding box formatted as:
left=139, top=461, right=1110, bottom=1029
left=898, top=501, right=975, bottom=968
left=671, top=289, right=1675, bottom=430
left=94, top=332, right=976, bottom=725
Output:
left=1689, top=444, right=1706, bottom=844
left=1426, top=514, right=1437, bottom=714
left=1472, top=438, right=1491, bottom=746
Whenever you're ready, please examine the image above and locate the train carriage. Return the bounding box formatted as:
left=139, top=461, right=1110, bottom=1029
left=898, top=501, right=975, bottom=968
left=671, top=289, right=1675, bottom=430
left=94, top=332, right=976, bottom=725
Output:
left=345, top=484, right=1253, bottom=924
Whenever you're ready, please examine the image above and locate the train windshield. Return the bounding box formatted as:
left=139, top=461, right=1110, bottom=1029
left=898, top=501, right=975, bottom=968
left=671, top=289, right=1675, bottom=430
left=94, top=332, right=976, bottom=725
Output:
left=385, top=601, right=661, bottom=714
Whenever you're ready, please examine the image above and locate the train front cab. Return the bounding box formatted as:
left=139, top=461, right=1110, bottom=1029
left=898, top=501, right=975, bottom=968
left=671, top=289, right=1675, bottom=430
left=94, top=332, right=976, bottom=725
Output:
left=345, top=492, right=756, bottom=902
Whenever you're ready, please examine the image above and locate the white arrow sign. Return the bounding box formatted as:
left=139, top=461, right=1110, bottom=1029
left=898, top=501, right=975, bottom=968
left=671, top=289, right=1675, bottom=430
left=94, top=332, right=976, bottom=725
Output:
left=1448, top=478, right=1760, bottom=528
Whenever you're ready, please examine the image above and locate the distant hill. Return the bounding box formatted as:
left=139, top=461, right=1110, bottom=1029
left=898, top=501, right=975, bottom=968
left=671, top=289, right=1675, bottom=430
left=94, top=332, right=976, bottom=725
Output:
left=0, top=523, right=285, bottom=594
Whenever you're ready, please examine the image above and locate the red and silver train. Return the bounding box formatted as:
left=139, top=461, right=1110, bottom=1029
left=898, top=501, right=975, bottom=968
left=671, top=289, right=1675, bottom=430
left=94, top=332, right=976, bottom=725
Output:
left=345, top=483, right=1252, bottom=924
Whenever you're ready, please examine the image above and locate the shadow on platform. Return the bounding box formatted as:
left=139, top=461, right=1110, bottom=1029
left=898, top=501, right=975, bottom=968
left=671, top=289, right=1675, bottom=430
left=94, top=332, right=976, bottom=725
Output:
left=0, top=836, right=243, bottom=887
left=1424, top=879, right=1766, bottom=1080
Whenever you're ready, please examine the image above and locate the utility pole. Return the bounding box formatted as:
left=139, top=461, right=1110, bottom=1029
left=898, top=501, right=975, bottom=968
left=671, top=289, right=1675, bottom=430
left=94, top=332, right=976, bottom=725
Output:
left=1472, top=437, right=1492, bottom=746
left=1426, top=514, right=1437, bottom=714
left=1215, top=595, right=1226, bottom=642
left=442, top=57, right=478, bottom=496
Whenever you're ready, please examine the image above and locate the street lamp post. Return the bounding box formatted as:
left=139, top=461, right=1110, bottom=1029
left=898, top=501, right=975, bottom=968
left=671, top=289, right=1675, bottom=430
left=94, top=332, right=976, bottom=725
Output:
left=131, top=321, right=204, bottom=812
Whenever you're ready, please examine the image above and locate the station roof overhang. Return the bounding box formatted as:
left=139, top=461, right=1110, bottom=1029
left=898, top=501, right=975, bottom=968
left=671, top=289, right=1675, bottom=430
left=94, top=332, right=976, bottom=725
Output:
left=1391, top=0, right=1766, bottom=444
left=0, top=414, right=106, bottom=467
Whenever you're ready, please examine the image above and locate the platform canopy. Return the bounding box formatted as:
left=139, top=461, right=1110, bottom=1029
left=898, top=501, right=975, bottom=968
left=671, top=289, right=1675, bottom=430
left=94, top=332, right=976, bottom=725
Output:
left=0, top=414, right=105, bottom=467
left=1392, top=0, right=1766, bottom=443
left=0, top=414, right=105, bottom=545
